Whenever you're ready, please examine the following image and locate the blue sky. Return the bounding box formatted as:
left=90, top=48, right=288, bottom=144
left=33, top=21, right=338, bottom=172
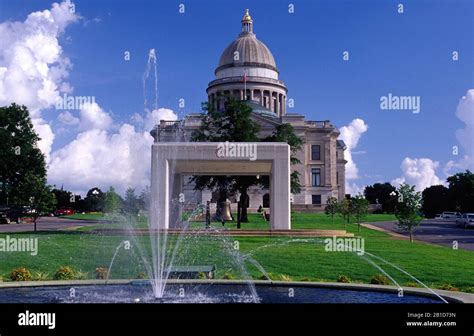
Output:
left=0, top=0, right=472, bottom=194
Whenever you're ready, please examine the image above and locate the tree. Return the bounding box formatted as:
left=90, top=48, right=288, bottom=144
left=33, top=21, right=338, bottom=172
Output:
left=52, top=188, right=73, bottom=209
left=325, top=196, right=338, bottom=224
left=103, top=186, right=123, bottom=214
left=421, top=185, right=451, bottom=218
left=447, top=170, right=474, bottom=213
left=0, top=104, right=47, bottom=206
left=123, top=188, right=139, bottom=214
left=394, top=183, right=422, bottom=243
left=351, top=195, right=369, bottom=232
left=84, top=187, right=104, bottom=212
left=191, top=99, right=260, bottom=221
left=263, top=123, right=304, bottom=194
left=337, top=198, right=352, bottom=228
left=13, top=174, right=56, bottom=232
left=191, top=98, right=303, bottom=223
left=138, top=186, right=150, bottom=211
left=364, top=182, right=396, bottom=213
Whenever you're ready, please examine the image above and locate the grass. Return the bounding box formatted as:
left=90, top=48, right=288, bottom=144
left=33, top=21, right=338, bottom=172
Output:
left=0, top=212, right=472, bottom=292
left=62, top=213, right=106, bottom=221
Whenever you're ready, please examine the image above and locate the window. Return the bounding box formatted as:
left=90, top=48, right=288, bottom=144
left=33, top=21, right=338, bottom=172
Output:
left=311, top=145, right=321, bottom=160
left=312, top=168, right=321, bottom=186
left=312, top=195, right=321, bottom=205
left=336, top=172, right=339, bottom=185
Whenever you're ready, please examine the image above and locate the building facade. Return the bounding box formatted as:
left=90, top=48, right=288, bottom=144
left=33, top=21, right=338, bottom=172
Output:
left=152, top=10, right=347, bottom=211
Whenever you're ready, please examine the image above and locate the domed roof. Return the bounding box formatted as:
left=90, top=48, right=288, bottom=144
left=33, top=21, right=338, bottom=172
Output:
left=216, top=10, right=277, bottom=73
left=217, top=35, right=277, bottom=72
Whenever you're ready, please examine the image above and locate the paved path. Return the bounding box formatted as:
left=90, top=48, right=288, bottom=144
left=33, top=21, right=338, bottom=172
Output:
left=0, top=216, right=102, bottom=233
left=365, top=219, right=474, bottom=250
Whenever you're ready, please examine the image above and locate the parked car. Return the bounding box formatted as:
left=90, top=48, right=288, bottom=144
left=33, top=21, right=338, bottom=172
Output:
left=0, top=206, right=24, bottom=224
left=441, top=211, right=462, bottom=219
left=54, top=207, right=74, bottom=216
left=434, top=214, right=442, bottom=219
left=456, top=213, right=474, bottom=228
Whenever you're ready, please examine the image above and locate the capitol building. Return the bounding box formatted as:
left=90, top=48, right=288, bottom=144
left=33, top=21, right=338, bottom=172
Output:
left=153, top=10, right=347, bottom=211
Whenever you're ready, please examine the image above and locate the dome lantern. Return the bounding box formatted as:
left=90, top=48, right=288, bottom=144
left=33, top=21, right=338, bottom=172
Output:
left=241, top=9, right=253, bottom=34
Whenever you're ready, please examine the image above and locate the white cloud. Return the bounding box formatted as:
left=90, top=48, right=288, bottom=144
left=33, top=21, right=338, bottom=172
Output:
left=79, top=101, right=112, bottom=130
left=57, top=110, right=79, bottom=125
left=0, top=0, right=78, bottom=157
left=132, top=108, right=177, bottom=131
left=391, top=157, right=444, bottom=191
left=339, top=118, right=368, bottom=180
left=444, top=89, right=474, bottom=175
left=48, top=104, right=177, bottom=195
left=339, top=118, right=368, bottom=195
left=48, top=125, right=154, bottom=195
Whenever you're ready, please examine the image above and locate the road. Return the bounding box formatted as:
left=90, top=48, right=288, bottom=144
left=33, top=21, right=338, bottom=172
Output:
left=0, top=216, right=102, bottom=233
left=366, top=219, right=474, bottom=250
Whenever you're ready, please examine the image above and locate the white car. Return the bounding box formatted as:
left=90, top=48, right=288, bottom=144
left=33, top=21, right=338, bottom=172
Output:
left=456, top=213, right=474, bottom=228
left=442, top=211, right=462, bottom=219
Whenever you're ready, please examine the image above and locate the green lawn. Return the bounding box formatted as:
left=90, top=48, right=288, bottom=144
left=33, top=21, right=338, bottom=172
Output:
left=0, top=212, right=473, bottom=293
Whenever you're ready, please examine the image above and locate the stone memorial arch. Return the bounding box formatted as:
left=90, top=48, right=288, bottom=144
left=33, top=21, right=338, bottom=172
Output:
left=150, top=142, right=291, bottom=230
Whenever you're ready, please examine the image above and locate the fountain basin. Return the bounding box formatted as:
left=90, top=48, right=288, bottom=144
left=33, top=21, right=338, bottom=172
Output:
left=0, top=280, right=471, bottom=303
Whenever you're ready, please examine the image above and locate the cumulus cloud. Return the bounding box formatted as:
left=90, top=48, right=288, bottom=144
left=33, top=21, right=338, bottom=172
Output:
left=339, top=118, right=368, bottom=180
left=132, top=108, right=177, bottom=131
left=0, top=0, right=78, bottom=157
left=78, top=102, right=113, bottom=130
left=48, top=104, right=177, bottom=195
left=339, top=118, right=368, bottom=195
left=444, top=89, right=474, bottom=175
left=57, top=110, right=79, bottom=125
left=391, top=157, right=444, bottom=191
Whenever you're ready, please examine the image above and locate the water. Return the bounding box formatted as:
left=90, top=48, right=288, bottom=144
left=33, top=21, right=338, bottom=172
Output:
left=0, top=283, right=446, bottom=304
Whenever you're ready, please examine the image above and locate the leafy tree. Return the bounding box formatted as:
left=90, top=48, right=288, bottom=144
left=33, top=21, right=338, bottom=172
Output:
left=191, top=98, right=303, bottom=223
left=0, top=104, right=47, bottom=206
left=52, top=188, right=73, bottom=209
left=337, top=198, right=352, bottom=228
left=351, top=195, right=369, bottom=231
left=138, top=186, right=150, bottom=211
left=394, top=183, right=422, bottom=243
left=364, top=182, right=396, bottom=213
left=13, top=174, right=56, bottom=232
left=103, top=186, right=123, bottom=214
left=123, top=188, right=139, bottom=214
left=421, top=185, right=451, bottom=218
left=324, top=196, right=338, bottom=224
left=447, top=170, right=474, bottom=213
left=84, top=187, right=104, bottom=212
left=263, top=123, right=304, bottom=194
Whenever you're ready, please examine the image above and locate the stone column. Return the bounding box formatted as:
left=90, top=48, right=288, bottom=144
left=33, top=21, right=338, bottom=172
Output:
left=169, top=173, right=183, bottom=228
left=270, top=146, right=291, bottom=230
left=150, top=147, right=169, bottom=229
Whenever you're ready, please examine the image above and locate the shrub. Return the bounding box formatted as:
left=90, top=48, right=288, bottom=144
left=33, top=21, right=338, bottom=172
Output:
left=464, top=287, right=474, bottom=293
left=337, top=275, right=351, bottom=283
left=136, top=272, right=147, bottom=279
left=222, top=272, right=235, bottom=280
left=53, top=266, right=76, bottom=280
left=299, top=277, right=311, bottom=282
left=75, top=270, right=89, bottom=280
left=95, top=267, right=108, bottom=279
left=405, top=281, right=420, bottom=288
left=32, top=271, right=50, bottom=281
left=280, top=274, right=292, bottom=281
left=10, top=267, right=32, bottom=281
left=370, top=274, right=390, bottom=285
left=438, top=283, right=459, bottom=292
